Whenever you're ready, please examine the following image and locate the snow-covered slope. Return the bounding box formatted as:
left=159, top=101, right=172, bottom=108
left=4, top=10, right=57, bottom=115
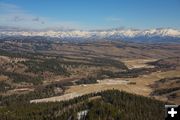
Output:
left=0, top=28, right=180, bottom=42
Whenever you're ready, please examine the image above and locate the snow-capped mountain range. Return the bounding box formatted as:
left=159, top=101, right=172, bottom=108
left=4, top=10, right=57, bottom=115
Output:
left=0, top=27, right=180, bottom=42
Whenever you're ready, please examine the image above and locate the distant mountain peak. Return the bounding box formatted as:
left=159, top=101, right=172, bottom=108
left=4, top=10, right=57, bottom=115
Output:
left=0, top=27, right=180, bottom=43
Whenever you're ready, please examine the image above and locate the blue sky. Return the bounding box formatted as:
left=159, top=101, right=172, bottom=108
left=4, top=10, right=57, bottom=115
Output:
left=0, top=0, right=180, bottom=29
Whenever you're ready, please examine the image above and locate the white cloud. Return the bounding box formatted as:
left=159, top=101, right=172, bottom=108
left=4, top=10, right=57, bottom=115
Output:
left=0, top=2, right=22, bottom=13
left=0, top=2, right=81, bottom=29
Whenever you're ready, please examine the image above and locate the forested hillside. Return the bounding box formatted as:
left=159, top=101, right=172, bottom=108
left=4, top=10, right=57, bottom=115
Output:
left=0, top=90, right=166, bottom=120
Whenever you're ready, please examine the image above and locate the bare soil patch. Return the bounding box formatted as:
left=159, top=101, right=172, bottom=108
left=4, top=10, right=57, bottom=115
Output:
left=31, top=70, right=180, bottom=104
